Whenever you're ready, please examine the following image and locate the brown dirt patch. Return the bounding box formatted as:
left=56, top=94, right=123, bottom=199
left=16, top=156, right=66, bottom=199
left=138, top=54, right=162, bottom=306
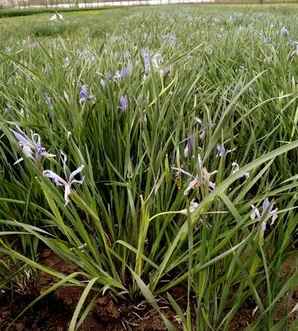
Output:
left=1, top=249, right=297, bottom=331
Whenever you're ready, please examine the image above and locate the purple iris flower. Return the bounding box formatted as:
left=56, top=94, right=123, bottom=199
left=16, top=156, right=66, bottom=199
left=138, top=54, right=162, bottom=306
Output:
left=216, top=144, right=235, bottom=158
left=250, top=198, right=278, bottom=232
left=113, top=63, right=133, bottom=81
left=119, top=95, right=128, bottom=112
left=79, top=85, right=89, bottom=103
left=12, top=126, right=55, bottom=165
left=141, top=48, right=151, bottom=75
left=79, top=85, right=94, bottom=104
left=43, top=152, right=84, bottom=206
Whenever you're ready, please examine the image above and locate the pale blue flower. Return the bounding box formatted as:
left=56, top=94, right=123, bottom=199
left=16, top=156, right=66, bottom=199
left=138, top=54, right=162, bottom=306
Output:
left=12, top=126, right=55, bottom=165
left=141, top=48, right=151, bottom=75
left=216, top=144, right=235, bottom=158
left=43, top=152, right=84, bottom=205
left=79, top=85, right=94, bottom=104
left=181, top=199, right=199, bottom=215
left=119, top=95, right=128, bottom=112
left=113, top=63, right=133, bottom=81
left=250, top=198, right=278, bottom=231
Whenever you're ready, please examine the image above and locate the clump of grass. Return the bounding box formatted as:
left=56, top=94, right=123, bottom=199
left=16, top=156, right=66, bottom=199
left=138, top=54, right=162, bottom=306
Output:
left=31, top=22, right=79, bottom=38
left=0, top=5, right=298, bottom=330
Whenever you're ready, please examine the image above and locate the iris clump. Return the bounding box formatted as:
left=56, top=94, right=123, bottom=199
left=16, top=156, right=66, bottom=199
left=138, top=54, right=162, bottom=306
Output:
left=1, top=6, right=298, bottom=331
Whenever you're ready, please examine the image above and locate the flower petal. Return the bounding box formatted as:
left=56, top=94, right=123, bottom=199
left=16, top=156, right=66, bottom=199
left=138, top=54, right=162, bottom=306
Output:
left=43, top=170, right=66, bottom=186
left=69, top=165, right=85, bottom=183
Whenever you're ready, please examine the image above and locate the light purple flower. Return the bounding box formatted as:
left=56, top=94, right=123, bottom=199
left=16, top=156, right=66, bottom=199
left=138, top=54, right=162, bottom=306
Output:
left=79, top=85, right=94, bottom=104
left=141, top=48, right=151, bottom=75
left=12, top=126, right=55, bottom=165
left=250, top=198, right=278, bottom=231
left=216, top=144, right=235, bottom=158
left=43, top=152, right=84, bottom=205
left=119, top=95, right=128, bottom=112
left=113, top=63, right=133, bottom=81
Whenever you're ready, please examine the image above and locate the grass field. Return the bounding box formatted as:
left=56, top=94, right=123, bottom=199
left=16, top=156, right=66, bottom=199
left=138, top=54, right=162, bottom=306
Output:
left=0, top=4, right=298, bottom=330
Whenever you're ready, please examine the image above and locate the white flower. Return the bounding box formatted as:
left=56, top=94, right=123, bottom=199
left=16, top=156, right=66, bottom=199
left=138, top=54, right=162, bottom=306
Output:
left=152, top=53, right=163, bottom=69
left=64, top=57, right=70, bottom=67
left=231, top=162, right=249, bottom=178
left=49, top=13, right=64, bottom=22
left=159, top=66, right=171, bottom=77
left=181, top=200, right=199, bottom=215
left=280, top=26, right=289, bottom=37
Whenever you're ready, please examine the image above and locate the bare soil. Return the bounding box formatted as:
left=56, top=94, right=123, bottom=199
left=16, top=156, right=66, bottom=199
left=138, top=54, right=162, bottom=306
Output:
left=0, top=249, right=297, bottom=331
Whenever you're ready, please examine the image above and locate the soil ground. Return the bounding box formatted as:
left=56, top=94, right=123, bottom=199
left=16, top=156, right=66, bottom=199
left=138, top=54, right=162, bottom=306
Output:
left=0, top=249, right=297, bottom=331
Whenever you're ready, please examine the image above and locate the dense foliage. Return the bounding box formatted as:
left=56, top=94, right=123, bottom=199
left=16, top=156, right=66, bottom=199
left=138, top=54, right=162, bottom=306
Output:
left=0, top=5, right=297, bottom=330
